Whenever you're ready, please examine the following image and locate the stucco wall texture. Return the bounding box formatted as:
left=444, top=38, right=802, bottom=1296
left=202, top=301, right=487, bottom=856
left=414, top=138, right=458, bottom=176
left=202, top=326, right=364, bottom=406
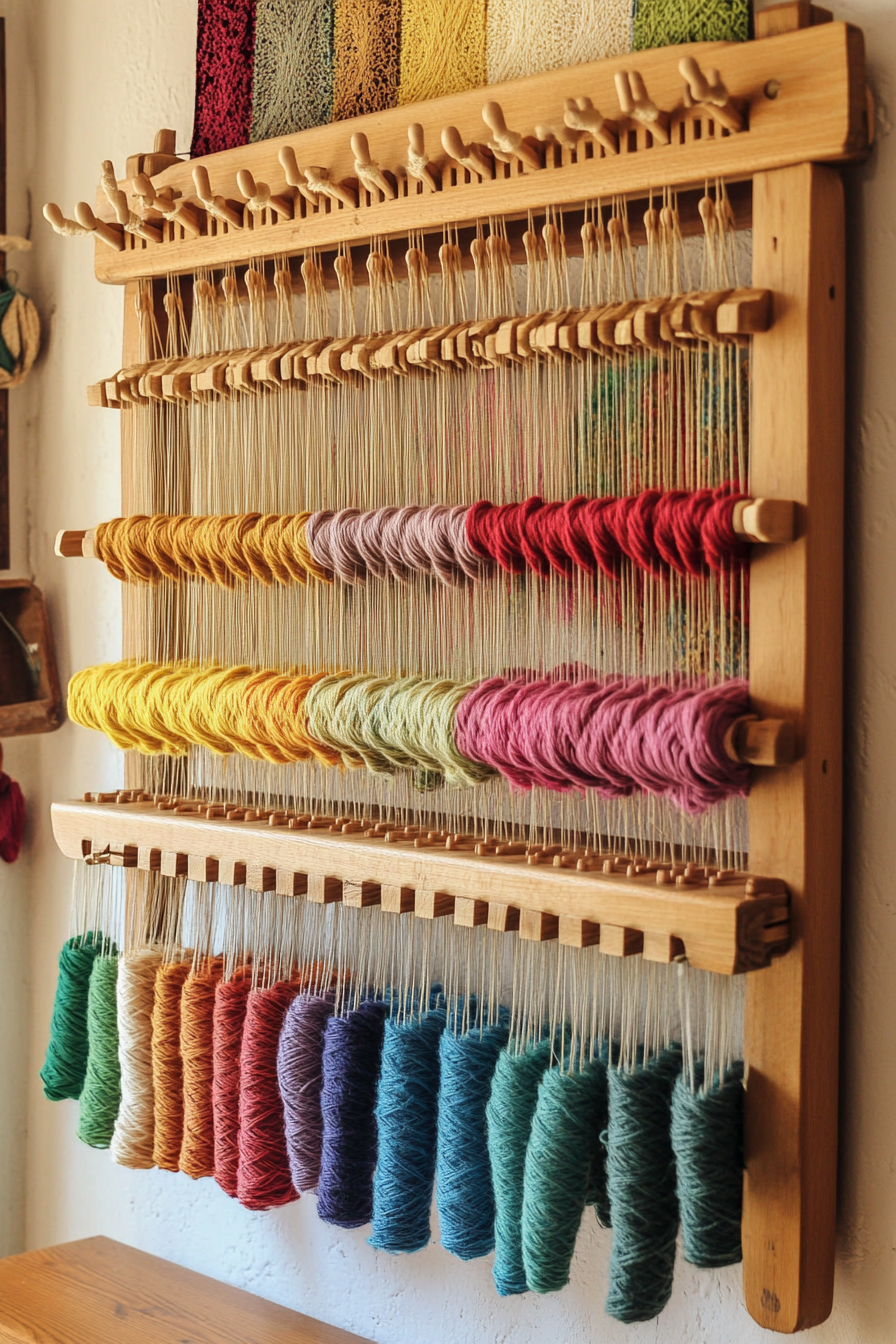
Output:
left=1, top=2, right=894, bottom=1340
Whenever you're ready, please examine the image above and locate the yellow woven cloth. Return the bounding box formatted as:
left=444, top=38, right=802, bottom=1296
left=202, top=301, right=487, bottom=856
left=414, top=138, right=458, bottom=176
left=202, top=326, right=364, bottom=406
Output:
left=398, top=0, right=487, bottom=105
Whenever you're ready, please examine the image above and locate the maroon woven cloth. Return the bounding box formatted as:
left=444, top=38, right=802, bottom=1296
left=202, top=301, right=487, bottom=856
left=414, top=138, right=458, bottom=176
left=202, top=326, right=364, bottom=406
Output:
left=191, top=0, right=258, bottom=157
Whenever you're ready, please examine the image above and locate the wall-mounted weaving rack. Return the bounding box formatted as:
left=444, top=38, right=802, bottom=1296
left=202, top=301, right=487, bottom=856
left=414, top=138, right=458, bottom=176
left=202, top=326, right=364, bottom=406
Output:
left=48, top=11, right=867, bottom=1334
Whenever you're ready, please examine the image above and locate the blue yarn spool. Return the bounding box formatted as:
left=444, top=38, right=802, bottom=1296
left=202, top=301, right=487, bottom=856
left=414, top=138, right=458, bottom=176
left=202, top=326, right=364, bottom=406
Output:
left=521, top=1055, right=607, bottom=1293
left=369, top=1007, right=447, bottom=1253
left=487, top=1038, right=552, bottom=1295
left=436, top=1020, right=509, bottom=1259
left=671, top=1059, right=744, bottom=1268
left=318, top=998, right=389, bottom=1229
left=605, top=1046, right=683, bottom=1323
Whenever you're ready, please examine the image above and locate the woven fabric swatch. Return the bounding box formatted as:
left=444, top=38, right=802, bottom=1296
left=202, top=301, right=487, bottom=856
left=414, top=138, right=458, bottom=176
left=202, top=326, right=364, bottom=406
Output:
left=633, top=0, right=750, bottom=49
left=251, top=0, right=335, bottom=140
left=398, top=0, right=487, bottom=105
left=487, top=0, right=632, bottom=84
left=334, top=0, right=402, bottom=120
left=192, top=0, right=258, bottom=157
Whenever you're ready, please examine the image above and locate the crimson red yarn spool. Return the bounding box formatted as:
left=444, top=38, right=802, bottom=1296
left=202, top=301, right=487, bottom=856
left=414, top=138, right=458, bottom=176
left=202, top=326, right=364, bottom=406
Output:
left=0, top=749, right=24, bottom=862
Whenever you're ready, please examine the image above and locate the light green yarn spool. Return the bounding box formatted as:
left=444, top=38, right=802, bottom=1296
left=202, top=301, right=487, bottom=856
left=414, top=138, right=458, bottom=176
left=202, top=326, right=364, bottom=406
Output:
left=77, top=955, right=122, bottom=1149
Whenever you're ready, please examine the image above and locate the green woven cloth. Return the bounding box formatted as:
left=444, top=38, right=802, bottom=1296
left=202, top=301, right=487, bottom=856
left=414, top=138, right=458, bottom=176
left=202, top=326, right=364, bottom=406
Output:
left=634, top=0, right=750, bottom=49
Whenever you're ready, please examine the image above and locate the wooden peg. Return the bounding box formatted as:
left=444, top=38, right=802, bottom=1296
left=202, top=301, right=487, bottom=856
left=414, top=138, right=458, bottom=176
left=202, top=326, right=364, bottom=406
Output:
left=486, top=903, right=520, bottom=933
left=138, top=128, right=181, bottom=177
left=406, top=123, right=437, bottom=192
left=519, top=908, right=559, bottom=942
left=192, top=165, right=244, bottom=229
left=534, top=120, right=579, bottom=149
left=614, top=70, right=670, bottom=145
left=245, top=863, right=277, bottom=893
left=132, top=173, right=203, bottom=237
left=440, top=125, right=492, bottom=179
left=732, top=498, right=795, bottom=544
left=558, top=915, right=600, bottom=948
left=453, top=896, right=489, bottom=927
left=65, top=202, right=125, bottom=250
left=563, top=96, right=619, bottom=155
left=481, top=101, right=541, bottom=170
left=415, top=889, right=455, bottom=919
left=381, top=884, right=415, bottom=913
left=54, top=528, right=96, bottom=558
left=679, top=57, right=745, bottom=133
left=303, top=166, right=357, bottom=210
left=306, top=873, right=344, bottom=903
left=600, top=924, right=644, bottom=957
left=351, top=132, right=396, bottom=200
left=43, top=202, right=92, bottom=240
left=716, top=286, right=772, bottom=335
left=343, top=879, right=382, bottom=908
left=642, top=930, right=685, bottom=963
left=724, top=715, right=796, bottom=766
left=236, top=169, right=293, bottom=219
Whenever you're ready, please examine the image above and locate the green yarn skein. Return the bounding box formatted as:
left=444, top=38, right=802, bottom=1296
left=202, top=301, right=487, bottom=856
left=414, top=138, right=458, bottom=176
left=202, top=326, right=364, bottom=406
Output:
left=671, top=1059, right=744, bottom=1268
left=521, top=1055, right=607, bottom=1294
left=77, top=954, right=122, bottom=1149
left=633, top=0, right=750, bottom=49
left=487, top=1038, right=552, bottom=1296
left=40, top=932, right=104, bottom=1101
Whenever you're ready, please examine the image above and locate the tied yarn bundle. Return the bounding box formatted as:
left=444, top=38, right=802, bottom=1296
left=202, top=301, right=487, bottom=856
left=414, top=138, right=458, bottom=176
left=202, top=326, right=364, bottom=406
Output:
left=237, top=982, right=301, bottom=1210
left=41, top=932, right=104, bottom=1101
left=277, top=993, right=334, bottom=1192
left=671, top=1061, right=745, bottom=1268
left=369, top=1007, right=446, bottom=1253
left=212, top=971, right=253, bottom=1197
left=520, top=1056, right=608, bottom=1293
left=68, top=660, right=751, bottom=814
left=605, top=1047, right=683, bottom=1323
left=76, top=954, right=121, bottom=1149
left=487, top=1038, right=552, bottom=1295
left=179, top=959, right=223, bottom=1180
left=0, top=760, right=25, bottom=862
left=111, top=949, right=162, bottom=1169
left=151, top=960, right=192, bottom=1173
left=437, top=1020, right=509, bottom=1260
left=318, top=999, right=390, bottom=1228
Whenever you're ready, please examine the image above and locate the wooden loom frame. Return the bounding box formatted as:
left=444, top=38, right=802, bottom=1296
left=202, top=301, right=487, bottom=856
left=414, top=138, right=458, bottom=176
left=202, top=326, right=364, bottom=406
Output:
left=49, top=18, right=866, bottom=1332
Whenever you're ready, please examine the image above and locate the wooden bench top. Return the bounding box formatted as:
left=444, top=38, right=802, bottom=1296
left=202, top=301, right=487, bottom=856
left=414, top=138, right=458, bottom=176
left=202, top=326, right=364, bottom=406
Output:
left=0, top=1236, right=374, bottom=1344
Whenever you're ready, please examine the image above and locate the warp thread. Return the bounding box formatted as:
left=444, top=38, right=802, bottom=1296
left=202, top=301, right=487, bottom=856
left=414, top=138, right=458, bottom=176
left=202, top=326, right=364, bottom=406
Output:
left=369, top=1008, right=446, bottom=1252
left=318, top=999, right=389, bottom=1228
left=212, top=971, right=253, bottom=1198
left=437, top=1021, right=508, bottom=1260
left=41, top=932, right=103, bottom=1101
left=111, top=948, right=162, bottom=1169
left=671, top=1060, right=744, bottom=1268
left=191, top=0, right=258, bottom=157
left=487, top=1038, right=552, bottom=1295
left=605, top=1047, right=683, bottom=1323
left=237, top=981, right=301, bottom=1210
left=151, top=960, right=191, bottom=1173
left=179, top=958, right=223, bottom=1180
left=520, top=1056, right=607, bottom=1293
left=278, top=993, right=334, bottom=1192
left=76, top=954, right=122, bottom=1149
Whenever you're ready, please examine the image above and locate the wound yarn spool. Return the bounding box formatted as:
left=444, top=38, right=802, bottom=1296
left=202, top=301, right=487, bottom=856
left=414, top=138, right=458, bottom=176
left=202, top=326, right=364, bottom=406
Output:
left=76, top=954, right=121, bottom=1149
left=111, top=948, right=161, bottom=1169
left=41, top=932, right=103, bottom=1101
left=521, top=1055, right=607, bottom=1293
left=487, top=1037, right=552, bottom=1295
left=0, top=764, right=25, bottom=862
left=212, top=970, right=252, bottom=1198
left=179, top=959, right=222, bottom=1180
left=437, top=1020, right=509, bottom=1260
left=605, top=1047, right=683, bottom=1323
left=671, top=1060, right=744, bottom=1268
left=277, top=993, right=334, bottom=1192
left=369, top=1008, right=447, bottom=1253
left=151, top=960, right=191, bottom=1173
left=318, top=999, right=389, bottom=1229
left=237, top=981, right=301, bottom=1210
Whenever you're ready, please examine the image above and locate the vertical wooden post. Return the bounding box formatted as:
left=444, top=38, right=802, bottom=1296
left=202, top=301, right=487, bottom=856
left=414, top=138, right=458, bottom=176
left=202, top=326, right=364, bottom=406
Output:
left=744, top=163, right=844, bottom=1332
left=121, top=280, right=142, bottom=791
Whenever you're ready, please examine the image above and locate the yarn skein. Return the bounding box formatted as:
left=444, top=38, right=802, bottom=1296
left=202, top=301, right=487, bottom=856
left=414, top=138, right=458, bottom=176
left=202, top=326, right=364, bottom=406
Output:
left=605, top=1046, right=683, bottom=1323
left=76, top=954, right=121, bottom=1149
left=212, top=970, right=252, bottom=1198
left=179, top=958, right=223, bottom=1180
left=277, top=993, right=334, bottom=1192
left=237, top=981, right=301, bottom=1210
left=41, top=932, right=103, bottom=1101
left=521, top=1055, right=607, bottom=1293
left=671, top=1060, right=744, bottom=1268
left=151, top=960, right=191, bottom=1173
left=318, top=999, right=390, bottom=1229
left=111, top=948, right=161, bottom=1169
left=487, top=1037, right=552, bottom=1295
left=369, top=1008, right=447, bottom=1253
left=437, top=1020, right=509, bottom=1260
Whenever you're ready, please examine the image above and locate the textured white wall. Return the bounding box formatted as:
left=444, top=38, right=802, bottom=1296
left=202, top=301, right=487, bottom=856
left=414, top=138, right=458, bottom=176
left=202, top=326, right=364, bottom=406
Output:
left=6, top=1, right=896, bottom=1340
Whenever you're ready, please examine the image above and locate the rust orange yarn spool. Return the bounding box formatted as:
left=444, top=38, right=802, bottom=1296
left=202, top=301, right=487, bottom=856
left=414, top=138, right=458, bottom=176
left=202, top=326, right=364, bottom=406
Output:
left=212, top=968, right=253, bottom=1198
left=179, top=956, right=224, bottom=1180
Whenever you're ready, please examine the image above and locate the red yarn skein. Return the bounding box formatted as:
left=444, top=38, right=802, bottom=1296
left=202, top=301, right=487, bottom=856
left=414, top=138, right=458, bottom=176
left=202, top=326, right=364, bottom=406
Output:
left=0, top=755, right=25, bottom=862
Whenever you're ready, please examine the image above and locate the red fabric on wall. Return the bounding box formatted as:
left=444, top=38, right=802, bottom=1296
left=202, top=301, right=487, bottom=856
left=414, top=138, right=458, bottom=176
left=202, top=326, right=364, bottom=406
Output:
left=191, top=0, right=258, bottom=158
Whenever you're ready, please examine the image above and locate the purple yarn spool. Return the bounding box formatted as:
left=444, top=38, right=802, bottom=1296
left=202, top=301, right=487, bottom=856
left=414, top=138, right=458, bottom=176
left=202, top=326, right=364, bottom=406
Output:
left=277, top=994, right=334, bottom=1193
left=317, top=999, right=389, bottom=1228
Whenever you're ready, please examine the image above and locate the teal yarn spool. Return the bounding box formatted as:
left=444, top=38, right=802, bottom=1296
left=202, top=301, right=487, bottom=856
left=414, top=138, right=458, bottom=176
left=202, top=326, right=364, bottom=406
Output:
left=487, top=1038, right=552, bottom=1295
left=76, top=955, right=122, bottom=1149
left=40, top=932, right=103, bottom=1101
left=369, top=1007, right=446, bottom=1253
left=436, top=1020, right=508, bottom=1259
left=633, top=0, right=750, bottom=49
left=521, top=1055, right=607, bottom=1293
left=671, top=1059, right=744, bottom=1268
left=605, top=1046, right=682, bottom=1323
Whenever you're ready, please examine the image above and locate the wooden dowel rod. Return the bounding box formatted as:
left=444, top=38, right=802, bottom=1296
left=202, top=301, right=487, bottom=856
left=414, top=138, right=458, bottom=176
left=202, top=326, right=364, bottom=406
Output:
left=54, top=528, right=95, bottom=558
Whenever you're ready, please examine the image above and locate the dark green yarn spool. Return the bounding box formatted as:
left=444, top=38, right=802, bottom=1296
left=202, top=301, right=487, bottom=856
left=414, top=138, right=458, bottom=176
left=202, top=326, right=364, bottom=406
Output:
left=40, top=932, right=104, bottom=1101
left=633, top=0, right=750, bottom=50
left=605, top=1046, right=682, bottom=1323
left=486, top=1038, right=552, bottom=1296
left=77, top=954, right=122, bottom=1149
left=521, top=1055, right=607, bottom=1294
left=671, top=1059, right=744, bottom=1268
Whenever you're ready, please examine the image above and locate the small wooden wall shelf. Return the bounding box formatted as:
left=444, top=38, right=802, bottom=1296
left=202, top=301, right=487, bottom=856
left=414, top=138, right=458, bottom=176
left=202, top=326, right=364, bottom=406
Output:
left=0, top=580, right=62, bottom=737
